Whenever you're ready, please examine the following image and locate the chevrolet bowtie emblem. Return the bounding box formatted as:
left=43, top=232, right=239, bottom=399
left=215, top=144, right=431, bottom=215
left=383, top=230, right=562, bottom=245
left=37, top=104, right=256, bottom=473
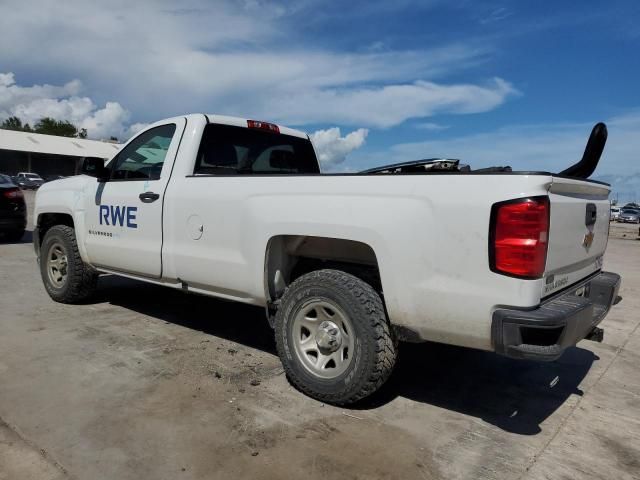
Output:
left=583, top=231, right=594, bottom=249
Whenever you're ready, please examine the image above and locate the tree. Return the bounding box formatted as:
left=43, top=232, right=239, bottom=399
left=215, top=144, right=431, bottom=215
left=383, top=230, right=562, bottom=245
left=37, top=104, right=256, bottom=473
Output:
left=1, top=115, right=88, bottom=138
left=0, top=116, right=25, bottom=131
left=34, top=117, right=79, bottom=137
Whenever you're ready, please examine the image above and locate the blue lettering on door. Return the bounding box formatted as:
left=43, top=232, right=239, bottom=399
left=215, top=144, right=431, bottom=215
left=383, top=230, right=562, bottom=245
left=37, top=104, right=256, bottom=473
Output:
left=99, top=205, right=109, bottom=225
left=110, top=206, right=126, bottom=226
left=99, top=205, right=138, bottom=228
left=126, top=207, right=137, bottom=228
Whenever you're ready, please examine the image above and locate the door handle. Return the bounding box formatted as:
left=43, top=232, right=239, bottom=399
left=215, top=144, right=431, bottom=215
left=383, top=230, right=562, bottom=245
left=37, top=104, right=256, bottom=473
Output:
left=139, top=191, right=160, bottom=203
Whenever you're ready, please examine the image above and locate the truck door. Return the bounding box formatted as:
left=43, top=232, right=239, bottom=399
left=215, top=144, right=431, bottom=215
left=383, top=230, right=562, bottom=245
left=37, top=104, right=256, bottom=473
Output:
left=83, top=119, right=185, bottom=277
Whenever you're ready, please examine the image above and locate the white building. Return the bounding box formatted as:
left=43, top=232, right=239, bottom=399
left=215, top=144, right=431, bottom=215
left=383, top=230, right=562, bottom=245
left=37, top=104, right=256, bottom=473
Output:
left=0, top=129, right=121, bottom=176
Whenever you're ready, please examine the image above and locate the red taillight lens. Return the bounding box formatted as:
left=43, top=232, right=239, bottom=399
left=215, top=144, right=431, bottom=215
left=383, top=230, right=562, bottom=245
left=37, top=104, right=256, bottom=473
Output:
left=490, top=197, right=549, bottom=279
left=247, top=119, right=280, bottom=133
left=3, top=188, right=24, bottom=199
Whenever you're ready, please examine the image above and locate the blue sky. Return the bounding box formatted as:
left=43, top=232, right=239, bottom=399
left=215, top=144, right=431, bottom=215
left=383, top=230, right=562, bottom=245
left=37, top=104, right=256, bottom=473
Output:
left=0, top=0, right=638, bottom=199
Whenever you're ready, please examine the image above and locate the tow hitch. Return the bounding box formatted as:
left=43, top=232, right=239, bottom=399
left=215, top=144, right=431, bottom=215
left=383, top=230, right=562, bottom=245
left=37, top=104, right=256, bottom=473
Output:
left=585, top=326, right=604, bottom=343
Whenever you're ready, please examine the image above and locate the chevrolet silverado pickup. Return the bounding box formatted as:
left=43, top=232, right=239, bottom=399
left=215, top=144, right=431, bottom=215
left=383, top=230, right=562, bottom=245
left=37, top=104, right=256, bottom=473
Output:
left=33, top=114, right=621, bottom=404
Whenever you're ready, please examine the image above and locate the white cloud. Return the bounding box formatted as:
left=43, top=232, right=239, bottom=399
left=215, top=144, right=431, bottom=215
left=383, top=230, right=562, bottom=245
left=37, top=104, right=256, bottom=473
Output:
left=0, top=73, right=130, bottom=139
left=0, top=0, right=512, bottom=129
left=310, top=127, right=369, bottom=169
left=78, top=102, right=130, bottom=140
left=263, top=78, right=517, bottom=128
left=0, top=72, right=81, bottom=113
left=479, top=7, right=513, bottom=25
left=126, top=122, right=150, bottom=137
left=415, top=122, right=450, bottom=131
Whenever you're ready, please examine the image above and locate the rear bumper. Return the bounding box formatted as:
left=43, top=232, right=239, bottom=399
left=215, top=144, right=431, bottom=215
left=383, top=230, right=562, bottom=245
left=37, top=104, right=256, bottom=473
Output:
left=0, top=215, right=27, bottom=231
left=492, top=271, right=621, bottom=361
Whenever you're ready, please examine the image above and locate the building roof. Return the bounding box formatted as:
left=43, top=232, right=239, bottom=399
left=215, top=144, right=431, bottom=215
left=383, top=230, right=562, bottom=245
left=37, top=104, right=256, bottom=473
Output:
left=0, top=129, right=121, bottom=159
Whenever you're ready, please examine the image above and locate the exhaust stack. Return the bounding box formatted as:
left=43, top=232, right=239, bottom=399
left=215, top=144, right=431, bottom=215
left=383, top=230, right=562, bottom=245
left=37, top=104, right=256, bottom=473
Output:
left=560, top=122, right=608, bottom=179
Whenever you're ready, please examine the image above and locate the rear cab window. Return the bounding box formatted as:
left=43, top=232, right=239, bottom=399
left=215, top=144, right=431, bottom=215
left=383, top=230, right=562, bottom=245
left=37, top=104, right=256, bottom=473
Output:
left=194, top=124, right=320, bottom=175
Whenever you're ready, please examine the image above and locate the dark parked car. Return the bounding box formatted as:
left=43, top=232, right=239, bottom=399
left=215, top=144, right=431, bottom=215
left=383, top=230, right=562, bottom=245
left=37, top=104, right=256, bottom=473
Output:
left=0, top=174, right=27, bottom=241
left=617, top=208, right=640, bottom=224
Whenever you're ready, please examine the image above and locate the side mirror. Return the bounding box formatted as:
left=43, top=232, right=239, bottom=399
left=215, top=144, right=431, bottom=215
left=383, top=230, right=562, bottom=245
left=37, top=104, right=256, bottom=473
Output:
left=81, top=157, right=109, bottom=182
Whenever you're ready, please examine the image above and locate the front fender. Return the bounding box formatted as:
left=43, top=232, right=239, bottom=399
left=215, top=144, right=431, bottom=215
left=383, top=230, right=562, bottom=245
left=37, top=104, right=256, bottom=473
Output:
left=34, top=176, right=92, bottom=263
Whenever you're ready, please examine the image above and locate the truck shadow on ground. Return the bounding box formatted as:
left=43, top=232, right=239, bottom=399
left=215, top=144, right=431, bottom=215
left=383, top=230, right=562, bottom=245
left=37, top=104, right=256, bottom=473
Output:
left=356, top=342, right=594, bottom=435
left=97, top=275, right=278, bottom=354
left=96, top=275, right=596, bottom=437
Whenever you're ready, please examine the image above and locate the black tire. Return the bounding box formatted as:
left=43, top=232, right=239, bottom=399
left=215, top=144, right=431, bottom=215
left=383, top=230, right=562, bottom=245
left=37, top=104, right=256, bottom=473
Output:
left=275, top=269, right=397, bottom=405
left=40, top=225, right=98, bottom=303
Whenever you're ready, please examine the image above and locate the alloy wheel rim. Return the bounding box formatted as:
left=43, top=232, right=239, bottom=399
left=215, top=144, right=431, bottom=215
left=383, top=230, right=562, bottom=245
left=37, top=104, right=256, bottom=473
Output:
left=47, top=242, right=68, bottom=288
left=291, top=298, right=355, bottom=379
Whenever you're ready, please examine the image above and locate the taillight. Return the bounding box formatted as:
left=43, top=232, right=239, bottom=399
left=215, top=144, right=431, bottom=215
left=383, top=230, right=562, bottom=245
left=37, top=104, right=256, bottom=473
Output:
left=2, top=188, right=24, bottom=200
left=247, top=119, right=280, bottom=133
left=489, top=196, right=549, bottom=279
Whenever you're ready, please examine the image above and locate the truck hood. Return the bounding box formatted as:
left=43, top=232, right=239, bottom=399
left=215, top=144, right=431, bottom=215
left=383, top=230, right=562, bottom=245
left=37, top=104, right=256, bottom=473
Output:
left=37, top=174, right=91, bottom=194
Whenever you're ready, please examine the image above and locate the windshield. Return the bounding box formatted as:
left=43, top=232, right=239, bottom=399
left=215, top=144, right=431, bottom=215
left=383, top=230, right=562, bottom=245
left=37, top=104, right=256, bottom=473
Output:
left=0, top=174, right=13, bottom=185
left=621, top=209, right=639, bottom=214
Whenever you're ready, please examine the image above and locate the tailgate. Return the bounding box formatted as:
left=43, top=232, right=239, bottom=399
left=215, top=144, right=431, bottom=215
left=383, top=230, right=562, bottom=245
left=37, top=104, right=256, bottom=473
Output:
left=543, top=176, right=610, bottom=297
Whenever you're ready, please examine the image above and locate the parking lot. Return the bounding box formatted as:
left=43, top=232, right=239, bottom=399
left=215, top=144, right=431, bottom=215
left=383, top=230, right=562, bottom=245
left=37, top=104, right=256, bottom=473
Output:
left=1, top=191, right=639, bottom=480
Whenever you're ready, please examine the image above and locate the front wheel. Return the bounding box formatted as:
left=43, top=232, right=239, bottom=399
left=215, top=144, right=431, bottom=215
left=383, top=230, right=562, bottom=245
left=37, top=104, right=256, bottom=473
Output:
left=40, top=225, right=98, bottom=303
left=275, top=269, right=397, bottom=405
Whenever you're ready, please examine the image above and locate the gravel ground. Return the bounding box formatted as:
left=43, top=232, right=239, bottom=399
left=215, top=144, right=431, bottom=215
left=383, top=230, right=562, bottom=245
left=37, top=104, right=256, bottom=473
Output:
left=0, top=190, right=639, bottom=480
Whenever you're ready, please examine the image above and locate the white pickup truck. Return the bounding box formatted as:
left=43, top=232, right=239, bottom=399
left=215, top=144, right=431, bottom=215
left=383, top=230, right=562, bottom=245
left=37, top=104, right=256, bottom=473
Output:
left=34, top=114, right=621, bottom=404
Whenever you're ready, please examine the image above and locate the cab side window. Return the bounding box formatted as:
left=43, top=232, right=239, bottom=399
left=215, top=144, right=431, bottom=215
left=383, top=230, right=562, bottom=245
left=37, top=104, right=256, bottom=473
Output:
left=110, top=124, right=176, bottom=181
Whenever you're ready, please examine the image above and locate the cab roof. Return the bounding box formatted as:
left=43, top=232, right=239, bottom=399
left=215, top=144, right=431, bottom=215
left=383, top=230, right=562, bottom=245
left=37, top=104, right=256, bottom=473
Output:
left=203, top=114, right=309, bottom=139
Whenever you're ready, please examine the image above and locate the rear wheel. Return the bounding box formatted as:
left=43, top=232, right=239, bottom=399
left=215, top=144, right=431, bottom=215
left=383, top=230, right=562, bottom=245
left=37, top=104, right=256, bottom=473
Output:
left=40, top=225, right=98, bottom=303
left=275, top=269, right=397, bottom=405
